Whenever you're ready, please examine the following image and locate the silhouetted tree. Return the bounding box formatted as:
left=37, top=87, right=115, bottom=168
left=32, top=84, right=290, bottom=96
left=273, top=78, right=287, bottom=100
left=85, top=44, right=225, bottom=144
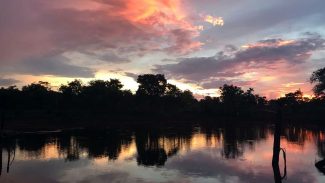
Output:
left=0, top=86, right=20, bottom=110
left=200, top=96, right=221, bottom=115
left=220, top=84, right=244, bottom=104
left=1, top=70, right=324, bottom=123
left=282, top=90, right=305, bottom=113
left=81, top=79, right=124, bottom=111
left=219, top=84, right=245, bottom=115
left=165, top=83, right=181, bottom=97
left=21, top=81, right=57, bottom=109
left=178, top=90, right=197, bottom=111
left=83, top=79, right=123, bottom=96
left=310, top=67, right=325, bottom=97
left=136, top=74, right=167, bottom=97
left=277, top=90, right=303, bottom=106
left=257, top=95, right=267, bottom=106
left=59, top=80, right=83, bottom=97
left=243, top=88, right=257, bottom=105
left=22, top=81, right=51, bottom=93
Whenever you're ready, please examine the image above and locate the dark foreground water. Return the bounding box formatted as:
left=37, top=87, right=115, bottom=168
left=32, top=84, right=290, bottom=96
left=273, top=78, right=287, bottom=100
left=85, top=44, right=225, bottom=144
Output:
left=1, top=123, right=325, bottom=183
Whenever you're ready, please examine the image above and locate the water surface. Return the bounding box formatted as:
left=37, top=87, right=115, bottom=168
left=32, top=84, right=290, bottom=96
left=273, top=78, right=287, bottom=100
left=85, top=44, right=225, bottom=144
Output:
left=1, top=123, right=325, bottom=183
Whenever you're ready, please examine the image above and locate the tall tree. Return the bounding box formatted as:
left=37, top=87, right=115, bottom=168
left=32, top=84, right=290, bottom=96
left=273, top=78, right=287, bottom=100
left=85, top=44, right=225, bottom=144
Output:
left=136, top=74, right=167, bottom=97
left=59, top=80, right=83, bottom=96
left=81, top=79, right=124, bottom=109
left=165, top=83, right=181, bottom=98
left=21, top=81, right=54, bottom=108
left=219, top=84, right=244, bottom=104
left=310, top=67, right=325, bottom=97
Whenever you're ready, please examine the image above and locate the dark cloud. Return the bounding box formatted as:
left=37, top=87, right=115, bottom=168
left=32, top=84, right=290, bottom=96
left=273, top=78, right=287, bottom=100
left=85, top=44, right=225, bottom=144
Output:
left=155, top=35, right=325, bottom=83
left=0, top=56, right=94, bottom=78
left=97, top=52, right=130, bottom=63
left=0, top=78, right=20, bottom=86
left=163, top=29, right=202, bottom=55
left=224, top=44, right=238, bottom=52
left=124, top=72, right=138, bottom=80
left=0, top=3, right=148, bottom=63
left=201, top=79, right=257, bottom=89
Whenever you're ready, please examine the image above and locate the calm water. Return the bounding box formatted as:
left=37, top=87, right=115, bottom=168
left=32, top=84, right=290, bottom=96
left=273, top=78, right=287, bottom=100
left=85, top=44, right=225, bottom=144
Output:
left=1, top=123, right=325, bottom=183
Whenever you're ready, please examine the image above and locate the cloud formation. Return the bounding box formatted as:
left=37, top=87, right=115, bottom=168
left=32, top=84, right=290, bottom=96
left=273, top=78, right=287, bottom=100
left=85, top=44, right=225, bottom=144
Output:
left=123, top=72, right=139, bottom=80
left=0, top=0, right=202, bottom=65
left=201, top=79, right=257, bottom=89
left=0, top=78, right=20, bottom=86
left=155, top=34, right=325, bottom=95
left=1, top=0, right=324, bottom=97
left=198, top=0, right=325, bottom=47
left=204, top=15, right=224, bottom=27
left=0, top=56, right=95, bottom=78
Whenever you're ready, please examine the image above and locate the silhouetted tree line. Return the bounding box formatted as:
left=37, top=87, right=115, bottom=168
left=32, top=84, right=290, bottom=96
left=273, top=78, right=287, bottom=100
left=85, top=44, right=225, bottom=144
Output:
left=0, top=67, right=325, bottom=122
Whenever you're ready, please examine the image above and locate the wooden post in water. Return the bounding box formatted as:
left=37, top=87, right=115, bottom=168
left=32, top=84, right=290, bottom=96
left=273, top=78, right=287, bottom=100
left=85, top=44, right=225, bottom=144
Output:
left=272, top=108, right=283, bottom=183
left=272, top=106, right=287, bottom=183
left=272, top=108, right=282, bottom=165
left=6, top=147, right=10, bottom=173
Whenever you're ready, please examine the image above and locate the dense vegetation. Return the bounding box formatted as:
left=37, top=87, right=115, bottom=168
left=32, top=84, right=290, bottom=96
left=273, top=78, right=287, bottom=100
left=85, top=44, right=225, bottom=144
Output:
left=0, top=68, right=325, bottom=124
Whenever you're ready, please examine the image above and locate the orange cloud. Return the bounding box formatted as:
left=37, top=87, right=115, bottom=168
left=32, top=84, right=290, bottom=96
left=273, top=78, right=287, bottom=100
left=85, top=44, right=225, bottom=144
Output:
left=116, top=0, right=202, bottom=54
left=0, top=0, right=203, bottom=67
left=122, top=0, right=185, bottom=22
left=242, top=39, right=296, bottom=49
left=282, top=82, right=305, bottom=88
left=113, top=0, right=198, bottom=35
left=204, top=15, right=224, bottom=27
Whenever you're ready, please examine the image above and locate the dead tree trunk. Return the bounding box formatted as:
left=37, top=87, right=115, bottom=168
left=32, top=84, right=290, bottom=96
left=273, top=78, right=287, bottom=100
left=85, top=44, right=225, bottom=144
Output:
left=6, top=147, right=10, bottom=173
left=272, top=108, right=286, bottom=183
left=272, top=109, right=282, bottom=166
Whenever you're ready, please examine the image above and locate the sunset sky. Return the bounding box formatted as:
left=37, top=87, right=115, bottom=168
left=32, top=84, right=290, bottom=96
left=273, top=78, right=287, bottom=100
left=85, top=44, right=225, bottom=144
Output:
left=1, top=0, right=325, bottom=98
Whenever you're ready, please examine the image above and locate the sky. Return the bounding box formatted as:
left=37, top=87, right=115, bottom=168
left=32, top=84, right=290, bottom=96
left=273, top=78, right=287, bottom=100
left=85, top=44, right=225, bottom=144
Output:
left=1, top=0, right=325, bottom=98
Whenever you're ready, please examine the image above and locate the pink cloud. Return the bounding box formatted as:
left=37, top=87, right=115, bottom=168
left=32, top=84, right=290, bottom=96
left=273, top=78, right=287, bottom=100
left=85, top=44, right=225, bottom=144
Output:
left=0, top=0, right=202, bottom=64
left=155, top=34, right=325, bottom=98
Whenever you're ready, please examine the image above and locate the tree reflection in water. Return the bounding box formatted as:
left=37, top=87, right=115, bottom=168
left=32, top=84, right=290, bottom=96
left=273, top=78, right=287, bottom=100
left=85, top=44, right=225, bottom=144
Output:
left=135, top=126, right=193, bottom=167
left=1, top=123, right=325, bottom=182
left=0, top=137, right=15, bottom=175
left=315, top=126, right=325, bottom=175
